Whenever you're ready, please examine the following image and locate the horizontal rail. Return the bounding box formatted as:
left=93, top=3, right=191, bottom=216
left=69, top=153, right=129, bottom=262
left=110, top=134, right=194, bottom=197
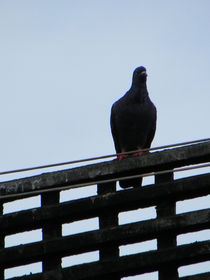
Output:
left=1, top=208, right=210, bottom=269
left=1, top=173, right=210, bottom=236
left=0, top=142, right=210, bottom=200
left=7, top=240, right=210, bottom=280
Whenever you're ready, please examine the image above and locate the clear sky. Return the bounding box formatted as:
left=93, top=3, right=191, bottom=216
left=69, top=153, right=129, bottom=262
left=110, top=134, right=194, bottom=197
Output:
left=1, top=0, right=210, bottom=279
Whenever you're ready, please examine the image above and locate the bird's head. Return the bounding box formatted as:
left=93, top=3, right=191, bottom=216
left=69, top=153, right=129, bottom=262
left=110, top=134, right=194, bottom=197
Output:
left=132, top=66, right=147, bottom=85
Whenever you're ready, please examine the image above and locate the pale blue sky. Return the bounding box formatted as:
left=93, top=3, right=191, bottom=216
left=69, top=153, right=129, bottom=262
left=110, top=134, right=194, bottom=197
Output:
left=1, top=0, right=210, bottom=172
left=1, top=1, right=210, bottom=279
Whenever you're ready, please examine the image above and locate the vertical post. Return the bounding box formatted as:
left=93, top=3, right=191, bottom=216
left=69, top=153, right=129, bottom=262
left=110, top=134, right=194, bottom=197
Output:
left=155, top=172, right=178, bottom=280
left=97, top=182, right=120, bottom=280
left=0, top=201, right=4, bottom=279
left=41, top=191, right=61, bottom=272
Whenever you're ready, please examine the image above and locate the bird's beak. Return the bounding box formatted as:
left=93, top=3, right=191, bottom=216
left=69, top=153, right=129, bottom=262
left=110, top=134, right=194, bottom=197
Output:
left=141, top=71, right=147, bottom=76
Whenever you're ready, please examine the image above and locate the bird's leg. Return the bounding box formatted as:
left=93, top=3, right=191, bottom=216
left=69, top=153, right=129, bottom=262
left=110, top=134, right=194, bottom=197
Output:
left=132, top=151, right=148, bottom=157
left=117, top=154, right=128, bottom=160
left=117, top=151, right=148, bottom=159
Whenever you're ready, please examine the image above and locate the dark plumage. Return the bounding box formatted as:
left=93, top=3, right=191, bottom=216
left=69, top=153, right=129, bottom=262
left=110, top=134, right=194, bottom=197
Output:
left=110, top=66, right=157, bottom=188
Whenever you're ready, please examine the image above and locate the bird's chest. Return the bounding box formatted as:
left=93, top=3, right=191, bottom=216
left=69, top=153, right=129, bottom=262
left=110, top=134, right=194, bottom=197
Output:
left=117, top=103, right=148, bottom=127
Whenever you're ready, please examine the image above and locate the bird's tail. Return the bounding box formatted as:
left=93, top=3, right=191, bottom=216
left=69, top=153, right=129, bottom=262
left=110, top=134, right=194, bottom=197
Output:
left=119, top=177, right=142, bottom=188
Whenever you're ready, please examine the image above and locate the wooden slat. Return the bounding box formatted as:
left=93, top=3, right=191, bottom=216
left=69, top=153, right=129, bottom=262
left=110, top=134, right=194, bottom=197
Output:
left=7, top=240, right=210, bottom=280
left=41, top=191, right=61, bottom=271
left=97, top=182, right=120, bottom=280
left=1, top=173, right=210, bottom=236
left=0, top=142, right=210, bottom=199
left=156, top=172, right=178, bottom=279
left=97, top=182, right=119, bottom=261
left=1, top=208, right=210, bottom=269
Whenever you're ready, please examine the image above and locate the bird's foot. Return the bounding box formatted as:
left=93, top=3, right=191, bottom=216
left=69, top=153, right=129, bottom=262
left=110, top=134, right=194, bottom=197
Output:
left=132, top=151, right=148, bottom=157
left=117, top=154, right=128, bottom=160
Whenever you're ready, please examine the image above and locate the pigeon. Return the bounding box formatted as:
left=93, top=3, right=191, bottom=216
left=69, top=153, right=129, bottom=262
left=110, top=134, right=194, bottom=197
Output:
left=110, top=66, right=157, bottom=188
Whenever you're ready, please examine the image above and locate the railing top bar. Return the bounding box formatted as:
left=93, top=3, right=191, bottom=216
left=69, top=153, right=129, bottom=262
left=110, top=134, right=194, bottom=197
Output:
left=1, top=162, right=210, bottom=201
left=0, top=141, right=210, bottom=199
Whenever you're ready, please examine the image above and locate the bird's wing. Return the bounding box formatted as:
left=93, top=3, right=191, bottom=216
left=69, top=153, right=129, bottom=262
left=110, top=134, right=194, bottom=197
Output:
left=144, top=106, right=157, bottom=149
left=110, top=105, right=121, bottom=154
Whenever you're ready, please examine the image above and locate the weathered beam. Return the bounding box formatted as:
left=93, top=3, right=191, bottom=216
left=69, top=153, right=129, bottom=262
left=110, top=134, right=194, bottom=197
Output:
left=7, top=240, right=210, bottom=280
left=1, top=208, right=210, bottom=269
left=1, top=173, right=210, bottom=236
left=8, top=271, right=210, bottom=280
left=41, top=191, right=61, bottom=271
left=97, top=182, right=120, bottom=280
left=97, top=182, right=119, bottom=261
left=0, top=142, right=210, bottom=199
left=156, top=172, right=178, bottom=280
